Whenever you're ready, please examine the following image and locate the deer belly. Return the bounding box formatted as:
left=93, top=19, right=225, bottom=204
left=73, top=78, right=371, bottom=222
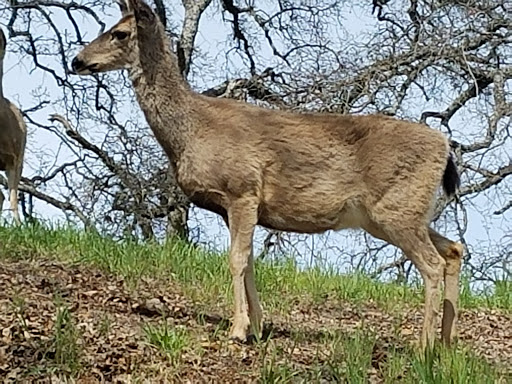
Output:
left=258, top=198, right=365, bottom=234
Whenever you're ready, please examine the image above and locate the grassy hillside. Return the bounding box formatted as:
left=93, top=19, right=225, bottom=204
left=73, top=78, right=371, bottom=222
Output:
left=0, top=224, right=510, bottom=383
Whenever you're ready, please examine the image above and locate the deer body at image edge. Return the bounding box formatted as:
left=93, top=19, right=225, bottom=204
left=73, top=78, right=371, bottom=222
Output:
left=71, top=0, right=464, bottom=349
left=0, top=28, right=27, bottom=225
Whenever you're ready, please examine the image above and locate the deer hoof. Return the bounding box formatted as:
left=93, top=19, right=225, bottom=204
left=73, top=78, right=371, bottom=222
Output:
left=229, top=315, right=251, bottom=342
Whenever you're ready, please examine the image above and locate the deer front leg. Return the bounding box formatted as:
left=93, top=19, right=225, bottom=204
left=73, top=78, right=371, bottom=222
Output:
left=227, top=197, right=259, bottom=342
left=245, top=249, right=263, bottom=337
left=9, top=188, right=20, bottom=226
left=6, top=167, right=21, bottom=225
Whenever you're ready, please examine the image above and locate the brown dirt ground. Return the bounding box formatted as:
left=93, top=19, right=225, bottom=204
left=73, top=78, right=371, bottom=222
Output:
left=0, top=259, right=511, bottom=383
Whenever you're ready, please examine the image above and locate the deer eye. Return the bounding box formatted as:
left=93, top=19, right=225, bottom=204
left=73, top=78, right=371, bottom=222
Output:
left=112, top=31, right=129, bottom=41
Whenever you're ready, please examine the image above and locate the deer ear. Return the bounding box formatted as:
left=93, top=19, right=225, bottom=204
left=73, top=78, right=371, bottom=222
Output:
left=115, top=0, right=132, bottom=16
left=127, top=0, right=156, bottom=24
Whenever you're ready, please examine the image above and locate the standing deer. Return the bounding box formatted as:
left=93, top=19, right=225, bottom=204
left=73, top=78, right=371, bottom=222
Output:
left=0, top=28, right=26, bottom=225
left=71, top=0, right=464, bottom=349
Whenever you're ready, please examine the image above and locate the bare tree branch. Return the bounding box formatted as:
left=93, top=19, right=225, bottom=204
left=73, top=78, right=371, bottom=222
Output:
left=178, top=0, right=213, bottom=77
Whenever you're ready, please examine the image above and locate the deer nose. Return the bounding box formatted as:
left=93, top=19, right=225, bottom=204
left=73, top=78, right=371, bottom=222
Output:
left=71, top=56, right=84, bottom=72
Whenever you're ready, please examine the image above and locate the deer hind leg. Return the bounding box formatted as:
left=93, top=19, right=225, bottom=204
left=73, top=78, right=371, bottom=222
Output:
left=227, top=196, right=261, bottom=342
left=392, top=228, right=445, bottom=350
left=6, top=167, right=21, bottom=225
left=429, top=228, right=463, bottom=345
left=0, top=187, right=4, bottom=220
left=363, top=222, right=445, bottom=349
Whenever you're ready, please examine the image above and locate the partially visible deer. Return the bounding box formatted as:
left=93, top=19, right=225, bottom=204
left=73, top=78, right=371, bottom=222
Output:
left=71, top=0, right=464, bottom=349
left=0, top=28, right=26, bottom=225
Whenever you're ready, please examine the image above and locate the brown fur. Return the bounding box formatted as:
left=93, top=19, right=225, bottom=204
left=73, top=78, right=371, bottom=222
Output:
left=0, top=28, right=27, bottom=225
left=72, top=0, right=463, bottom=349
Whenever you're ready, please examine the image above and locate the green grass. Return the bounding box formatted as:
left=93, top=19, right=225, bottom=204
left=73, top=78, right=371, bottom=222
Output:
left=16, top=299, right=82, bottom=378
left=98, top=313, right=112, bottom=337
left=321, top=330, right=376, bottom=382
left=259, top=330, right=505, bottom=383
left=48, top=302, right=82, bottom=375
left=144, top=321, right=189, bottom=363
left=1, top=223, right=510, bottom=382
left=0, top=223, right=509, bottom=313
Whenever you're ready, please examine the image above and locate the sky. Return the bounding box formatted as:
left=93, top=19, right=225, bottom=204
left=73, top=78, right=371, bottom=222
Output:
left=0, top=1, right=509, bottom=281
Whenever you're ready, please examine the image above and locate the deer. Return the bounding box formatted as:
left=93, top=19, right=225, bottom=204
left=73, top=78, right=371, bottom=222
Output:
left=71, top=0, right=464, bottom=350
left=0, top=28, right=26, bottom=226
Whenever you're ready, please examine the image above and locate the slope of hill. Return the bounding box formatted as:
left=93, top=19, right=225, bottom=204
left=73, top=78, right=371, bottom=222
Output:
left=0, top=225, right=510, bottom=383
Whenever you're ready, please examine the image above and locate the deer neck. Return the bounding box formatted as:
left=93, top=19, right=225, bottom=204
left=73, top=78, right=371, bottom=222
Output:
left=129, top=44, right=195, bottom=167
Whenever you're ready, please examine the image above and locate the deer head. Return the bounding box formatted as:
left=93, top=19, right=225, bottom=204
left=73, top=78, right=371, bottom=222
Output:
left=72, top=0, right=170, bottom=77
left=71, top=0, right=139, bottom=75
